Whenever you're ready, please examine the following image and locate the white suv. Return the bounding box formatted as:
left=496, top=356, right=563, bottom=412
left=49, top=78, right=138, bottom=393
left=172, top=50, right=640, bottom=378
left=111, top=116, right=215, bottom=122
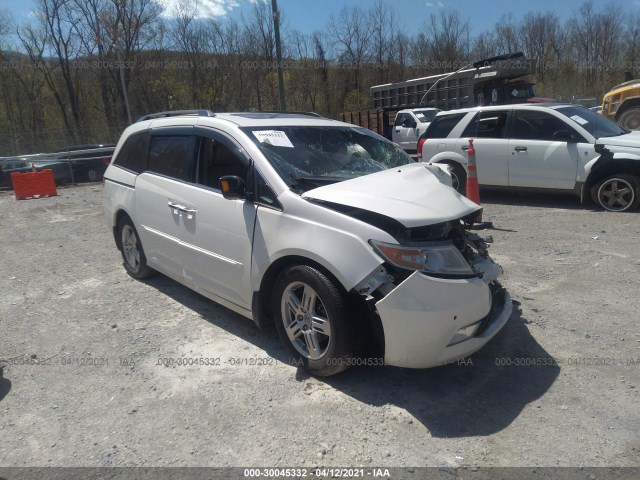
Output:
left=419, top=104, right=640, bottom=212
left=103, top=110, right=512, bottom=376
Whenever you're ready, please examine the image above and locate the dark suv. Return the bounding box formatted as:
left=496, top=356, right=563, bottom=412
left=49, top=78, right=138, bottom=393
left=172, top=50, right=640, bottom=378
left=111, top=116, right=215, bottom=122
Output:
left=54, top=144, right=116, bottom=182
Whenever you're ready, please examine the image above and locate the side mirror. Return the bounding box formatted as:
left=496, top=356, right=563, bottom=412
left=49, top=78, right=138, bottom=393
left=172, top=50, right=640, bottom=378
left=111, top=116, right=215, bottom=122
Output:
left=402, top=119, right=417, bottom=128
left=552, top=130, right=577, bottom=142
left=219, top=175, right=246, bottom=200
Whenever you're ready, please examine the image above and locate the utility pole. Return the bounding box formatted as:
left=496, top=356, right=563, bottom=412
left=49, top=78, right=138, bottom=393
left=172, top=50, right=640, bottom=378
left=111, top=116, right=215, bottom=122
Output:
left=271, top=0, right=286, bottom=111
left=114, top=44, right=133, bottom=124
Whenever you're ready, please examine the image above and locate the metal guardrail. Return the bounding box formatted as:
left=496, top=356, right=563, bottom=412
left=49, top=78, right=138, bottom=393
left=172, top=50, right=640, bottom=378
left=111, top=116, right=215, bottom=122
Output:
left=0, top=146, right=115, bottom=188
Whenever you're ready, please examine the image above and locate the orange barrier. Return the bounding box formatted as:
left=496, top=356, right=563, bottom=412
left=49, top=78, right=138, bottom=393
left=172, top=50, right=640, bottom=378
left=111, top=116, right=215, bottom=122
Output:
left=465, top=138, right=482, bottom=222
left=11, top=168, right=57, bottom=200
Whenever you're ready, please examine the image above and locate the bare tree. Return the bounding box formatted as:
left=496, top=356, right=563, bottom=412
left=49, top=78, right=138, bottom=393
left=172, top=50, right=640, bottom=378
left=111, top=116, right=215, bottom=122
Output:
left=520, top=12, right=563, bottom=82
left=312, top=31, right=331, bottom=113
left=424, top=9, right=471, bottom=73
left=569, top=1, right=623, bottom=95
left=493, top=13, right=520, bottom=55
left=18, top=0, right=84, bottom=144
left=170, top=1, right=224, bottom=106
left=623, top=13, right=640, bottom=77
left=70, top=0, right=119, bottom=128
left=370, top=0, right=396, bottom=83
left=472, top=32, right=497, bottom=61
left=241, top=1, right=278, bottom=109
left=327, top=5, right=374, bottom=91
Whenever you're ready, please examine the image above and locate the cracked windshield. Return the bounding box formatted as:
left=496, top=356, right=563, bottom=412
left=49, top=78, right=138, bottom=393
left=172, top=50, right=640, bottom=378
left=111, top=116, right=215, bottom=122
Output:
left=244, top=126, right=414, bottom=190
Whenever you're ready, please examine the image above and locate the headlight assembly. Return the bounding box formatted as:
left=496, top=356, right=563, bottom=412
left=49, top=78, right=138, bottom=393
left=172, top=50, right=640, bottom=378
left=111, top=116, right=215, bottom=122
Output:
left=370, top=240, right=474, bottom=277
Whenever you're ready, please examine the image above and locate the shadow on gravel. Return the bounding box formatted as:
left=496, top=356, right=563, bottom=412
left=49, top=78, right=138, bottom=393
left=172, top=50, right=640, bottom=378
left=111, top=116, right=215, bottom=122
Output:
left=142, top=275, right=290, bottom=359
left=0, top=367, right=11, bottom=402
left=480, top=189, right=589, bottom=211
left=144, top=276, right=559, bottom=437
left=320, top=303, right=560, bottom=437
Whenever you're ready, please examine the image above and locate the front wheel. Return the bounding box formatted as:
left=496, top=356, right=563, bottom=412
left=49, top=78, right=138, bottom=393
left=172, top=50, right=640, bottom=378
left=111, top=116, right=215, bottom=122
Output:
left=592, top=174, right=640, bottom=212
left=118, top=216, right=156, bottom=279
left=272, top=265, right=356, bottom=376
left=618, top=108, right=640, bottom=131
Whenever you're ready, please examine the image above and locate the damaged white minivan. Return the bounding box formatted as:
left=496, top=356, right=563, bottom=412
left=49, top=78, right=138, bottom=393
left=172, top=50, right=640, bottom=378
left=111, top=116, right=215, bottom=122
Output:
left=103, top=110, right=513, bottom=376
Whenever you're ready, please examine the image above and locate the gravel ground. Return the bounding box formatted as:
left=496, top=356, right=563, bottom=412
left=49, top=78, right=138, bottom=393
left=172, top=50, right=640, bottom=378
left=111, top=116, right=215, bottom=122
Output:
left=0, top=184, right=639, bottom=470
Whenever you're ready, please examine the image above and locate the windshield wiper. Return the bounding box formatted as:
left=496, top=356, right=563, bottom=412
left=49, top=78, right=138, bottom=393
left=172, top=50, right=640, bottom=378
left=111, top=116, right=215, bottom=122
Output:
left=290, top=175, right=347, bottom=188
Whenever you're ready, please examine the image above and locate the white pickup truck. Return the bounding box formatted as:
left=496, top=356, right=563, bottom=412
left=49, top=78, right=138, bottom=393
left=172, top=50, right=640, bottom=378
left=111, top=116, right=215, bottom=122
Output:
left=392, top=108, right=441, bottom=154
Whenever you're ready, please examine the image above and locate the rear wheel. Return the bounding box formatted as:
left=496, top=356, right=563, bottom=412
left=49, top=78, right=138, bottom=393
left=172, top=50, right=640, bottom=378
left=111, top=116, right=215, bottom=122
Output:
left=272, top=265, right=356, bottom=377
left=87, top=168, right=101, bottom=182
left=592, top=174, right=640, bottom=212
left=448, top=163, right=467, bottom=195
left=618, top=108, right=640, bottom=131
left=118, top=216, right=156, bottom=279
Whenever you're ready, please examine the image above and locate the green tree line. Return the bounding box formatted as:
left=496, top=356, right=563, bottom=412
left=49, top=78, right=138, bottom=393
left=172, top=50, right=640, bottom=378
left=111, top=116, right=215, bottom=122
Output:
left=0, top=0, right=638, bottom=155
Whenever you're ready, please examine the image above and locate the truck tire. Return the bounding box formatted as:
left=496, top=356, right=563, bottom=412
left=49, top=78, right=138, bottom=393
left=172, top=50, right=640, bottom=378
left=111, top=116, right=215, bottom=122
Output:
left=618, top=108, right=640, bottom=130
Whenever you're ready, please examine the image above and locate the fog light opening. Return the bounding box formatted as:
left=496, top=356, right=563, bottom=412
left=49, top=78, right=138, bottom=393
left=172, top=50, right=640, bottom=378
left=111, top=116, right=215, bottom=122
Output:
left=447, top=321, right=481, bottom=346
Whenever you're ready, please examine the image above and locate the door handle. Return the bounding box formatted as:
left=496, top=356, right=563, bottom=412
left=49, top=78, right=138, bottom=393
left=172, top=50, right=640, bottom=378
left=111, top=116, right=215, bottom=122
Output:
left=168, top=201, right=186, bottom=213
left=395, top=129, right=400, bottom=133
left=168, top=202, right=197, bottom=219
left=514, top=146, right=528, bottom=152
left=461, top=146, right=469, bottom=151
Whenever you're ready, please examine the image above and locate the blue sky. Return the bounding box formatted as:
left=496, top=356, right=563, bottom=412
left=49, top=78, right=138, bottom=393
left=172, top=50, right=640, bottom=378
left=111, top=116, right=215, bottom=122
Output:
left=2, top=0, right=639, bottom=37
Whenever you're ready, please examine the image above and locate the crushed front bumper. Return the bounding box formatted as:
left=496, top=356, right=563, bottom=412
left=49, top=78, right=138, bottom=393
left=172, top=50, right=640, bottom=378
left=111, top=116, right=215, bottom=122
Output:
left=375, top=271, right=512, bottom=368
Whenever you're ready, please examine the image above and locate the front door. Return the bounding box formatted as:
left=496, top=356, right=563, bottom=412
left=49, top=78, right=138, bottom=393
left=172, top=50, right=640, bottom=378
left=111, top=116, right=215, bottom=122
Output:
left=179, top=132, right=257, bottom=311
left=508, top=110, right=579, bottom=189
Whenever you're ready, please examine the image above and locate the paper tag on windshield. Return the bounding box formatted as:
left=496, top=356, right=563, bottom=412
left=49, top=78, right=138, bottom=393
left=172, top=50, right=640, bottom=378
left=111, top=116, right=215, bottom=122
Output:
left=253, top=130, right=294, bottom=148
left=570, top=115, right=588, bottom=125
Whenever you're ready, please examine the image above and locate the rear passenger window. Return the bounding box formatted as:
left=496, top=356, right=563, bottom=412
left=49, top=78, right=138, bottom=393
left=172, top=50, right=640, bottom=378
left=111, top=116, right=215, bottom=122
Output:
left=113, top=132, right=148, bottom=173
left=462, top=111, right=509, bottom=138
left=424, top=113, right=467, bottom=138
left=148, top=135, right=194, bottom=182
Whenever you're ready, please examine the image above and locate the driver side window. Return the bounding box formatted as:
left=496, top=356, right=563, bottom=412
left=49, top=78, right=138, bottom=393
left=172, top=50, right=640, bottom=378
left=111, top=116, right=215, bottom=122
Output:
left=196, top=136, right=248, bottom=189
left=513, top=111, right=579, bottom=141
left=394, top=113, right=410, bottom=127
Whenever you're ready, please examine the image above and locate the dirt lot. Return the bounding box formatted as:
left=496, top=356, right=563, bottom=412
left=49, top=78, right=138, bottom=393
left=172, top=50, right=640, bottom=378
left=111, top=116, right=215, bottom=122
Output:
left=0, top=185, right=639, bottom=471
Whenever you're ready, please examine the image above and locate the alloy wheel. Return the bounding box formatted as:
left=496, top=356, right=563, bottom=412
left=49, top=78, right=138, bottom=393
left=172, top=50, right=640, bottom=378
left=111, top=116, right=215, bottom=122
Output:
left=121, top=224, right=141, bottom=271
left=598, top=177, right=635, bottom=212
left=280, top=281, right=332, bottom=360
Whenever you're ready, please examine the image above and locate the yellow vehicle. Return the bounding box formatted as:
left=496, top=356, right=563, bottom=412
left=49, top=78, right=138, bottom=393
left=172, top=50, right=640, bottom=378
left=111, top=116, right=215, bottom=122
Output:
left=601, top=79, right=640, bottom=130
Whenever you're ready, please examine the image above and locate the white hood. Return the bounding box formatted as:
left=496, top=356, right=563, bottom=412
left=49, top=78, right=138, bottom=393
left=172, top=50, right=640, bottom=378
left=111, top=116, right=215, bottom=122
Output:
left=301, top=163, right=481, bottom=228
left=598, top=131, right=640, bottom=149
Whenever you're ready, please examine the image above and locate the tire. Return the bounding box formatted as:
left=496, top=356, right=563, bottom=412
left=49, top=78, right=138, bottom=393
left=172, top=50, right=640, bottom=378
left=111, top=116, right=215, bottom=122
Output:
left=87, top=168, right=101, bottom=182
left=272, top=265, right=356, bottom=376
left=448, top=163, right=467, bottom=195
left=618, top=108, right=640, bottom=131
left=592, top=174, right=640, bottom=212
left=118, top=216, right=156, bottom=279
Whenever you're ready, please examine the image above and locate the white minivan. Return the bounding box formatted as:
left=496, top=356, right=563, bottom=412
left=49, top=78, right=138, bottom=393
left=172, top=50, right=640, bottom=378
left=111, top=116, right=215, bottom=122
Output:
left=103, top=110, right=512, bottom=376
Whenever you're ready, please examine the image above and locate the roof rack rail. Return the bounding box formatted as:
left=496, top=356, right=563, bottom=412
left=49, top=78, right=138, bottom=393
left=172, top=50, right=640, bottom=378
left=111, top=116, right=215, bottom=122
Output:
left=256, top=111, right=323, bottom=117
left=136, top=110, right=216, bottom=122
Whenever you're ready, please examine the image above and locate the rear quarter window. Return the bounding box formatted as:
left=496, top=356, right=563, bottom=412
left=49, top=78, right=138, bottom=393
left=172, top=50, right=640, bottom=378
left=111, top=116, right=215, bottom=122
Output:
left=423, top=113, right=467, bottom=138
left=148, top=135, right=194, bottom=182
left=113, top=132, right=149, bottom=173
